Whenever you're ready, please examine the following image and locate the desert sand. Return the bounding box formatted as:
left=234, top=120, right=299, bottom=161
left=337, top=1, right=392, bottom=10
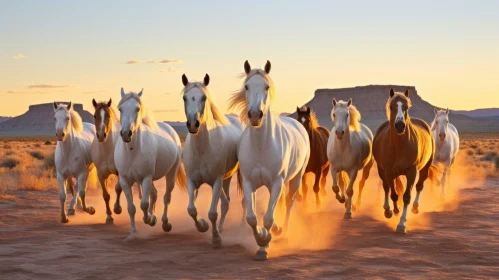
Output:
left=1, top=157, right=498, bottom=279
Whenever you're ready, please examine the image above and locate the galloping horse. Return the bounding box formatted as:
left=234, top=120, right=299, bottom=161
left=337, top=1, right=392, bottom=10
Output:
left=115, top=89, right=186, bottom=241
left=328, top=99, right=374, bottom=219
left=181, top=73, right=243, bottom=248
left=91, top=98, right=133, bottom=224
left=295, top=106, right=331, bottom=207
left=53, top=102, right=97, bottom=223
left=373, top=89, right=438, bottom=233
left=228, top=60, right=310, bottom=260
left=431, top=108, right=459, bottom=197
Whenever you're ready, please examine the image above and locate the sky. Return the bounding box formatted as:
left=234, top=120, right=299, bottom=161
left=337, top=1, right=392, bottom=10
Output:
left=1, top=0, right=498, bottom=121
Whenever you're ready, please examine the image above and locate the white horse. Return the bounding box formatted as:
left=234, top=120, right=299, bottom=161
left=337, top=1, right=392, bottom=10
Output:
left=54, top=102, right=97, bottom=223
left=90, top=98, right=127, bottom=224
left=228, top=60, right=310, bottom=261
left=431, top=108, right=459, bottom=197
left=328, top=99, right=374, bottom=219
left=115, top=88, right=186, bottom=241
left=181, top=73, right=243, bottom=248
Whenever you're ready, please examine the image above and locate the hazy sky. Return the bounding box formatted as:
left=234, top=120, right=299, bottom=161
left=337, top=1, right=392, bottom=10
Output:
left=1, top=1, right=498, bottom=120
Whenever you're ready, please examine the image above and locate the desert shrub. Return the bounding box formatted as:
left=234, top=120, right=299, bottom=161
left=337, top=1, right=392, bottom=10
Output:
left=466, top=149, right=474, bottom=156
left=29, top=151, right=44, bottom=160
left=3, top=144, right=12, bottom=149
left=17, top=169, right=55, bottom=191
left=44, top=140, right=51, bottom=145
left=0, top=157, right=20, bottom=169
left=4, top=151, right=15, bottom=156
left=34, top=143, right=41, bottom=148
left=470, top=144, right=478, bottom=149
left=44, top=152, right=56, bottom=172
left=476, top=148, right=484, bottom=155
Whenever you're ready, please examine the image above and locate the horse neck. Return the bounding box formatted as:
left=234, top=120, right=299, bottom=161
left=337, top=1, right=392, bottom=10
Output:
left=187, top=122, right=212, bottom=151
left=59, top=126, right=78, bottom=152
left=247, top=108, right=276, bottom=145
left=334, top=126, right=352, bottom=150
left=389, top=119, right=412, bottom=149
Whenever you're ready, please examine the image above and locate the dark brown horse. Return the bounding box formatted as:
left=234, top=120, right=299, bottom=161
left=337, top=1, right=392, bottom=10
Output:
left=296, top=106, right=334, bottom=207
left=373, top=88, right=438, bottom=233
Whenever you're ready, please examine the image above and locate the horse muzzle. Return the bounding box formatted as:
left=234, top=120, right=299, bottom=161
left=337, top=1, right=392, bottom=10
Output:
left=395, top=121, right=406, bottom=134
left=335, top=130, right=344, bottom=140
left=248, top=110, right=263, bottom=127
left=186, top=120, right=200, bottom=134
left=120, top=129, right=133, bottom=143
left=55, top=131, right=65, bottom=142
left=96, top=131, right=107, bottom=142
left=439, top=133, right=446, bottom=141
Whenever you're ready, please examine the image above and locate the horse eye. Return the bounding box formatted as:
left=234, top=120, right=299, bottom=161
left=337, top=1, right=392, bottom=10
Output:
left=136, top=108, right=140, bottom=112
left=266, top=85, right=270, bottom=91
left=201, top=96, right=207, bottom=102
left=333, top=114, right=335, bottom=117
left=245, top=85, right=249, bottom=90
left=390, top=106, right=392, bottom=110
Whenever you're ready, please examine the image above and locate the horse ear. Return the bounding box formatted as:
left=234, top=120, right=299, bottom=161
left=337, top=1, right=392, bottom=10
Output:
left=92, top=99, right=97, bottom=108
left=244, top=60, right=251, bottom=74
left=107, top=98, right=112, bottom=107
left=264, top=60, right=271, bottom=74
left=446, top=108, right=449, bottom=115
left=332, top=98, right=337, bottom=107
left=121, top=88, right=125, bottom=98
left=405, top=88, right=410, bottom=97
left=347, top=98, right=352, bottom=107
left=203, top=73, right=210, bottom=86
left=138, top=89, right=143, bottom=97
left=182, top=74, right=189, bottom=86
left=53, top=102, right=58, bottom=110
left=306, top=107, right=310, bottom=114
left=67, top=102, right=72, bottom=111
left=434, top=107, right=438, bottom=115
left=389, top=88, right=395, bottom=97
left=296, top=106, right=300, bottom=114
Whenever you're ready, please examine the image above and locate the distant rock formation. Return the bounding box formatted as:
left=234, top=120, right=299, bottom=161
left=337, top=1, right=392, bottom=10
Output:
left=0, top=117, right=11, bottom=123
left=288, top=85, right=499, bottom=132
left=454, top=108, right=499, bottom=118
left=0, top=102, right=94, bottom=136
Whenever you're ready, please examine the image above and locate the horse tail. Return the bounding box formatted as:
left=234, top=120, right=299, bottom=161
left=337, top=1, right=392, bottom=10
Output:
left=87, top=163, right=99, bottom=190
left=175, top=162, right=188, bottom=193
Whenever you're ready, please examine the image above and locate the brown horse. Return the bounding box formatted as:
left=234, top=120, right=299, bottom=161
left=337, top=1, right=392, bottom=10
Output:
left=296, top=106, right=338, bottom=207
left=373, top=88, right=438, bottom=233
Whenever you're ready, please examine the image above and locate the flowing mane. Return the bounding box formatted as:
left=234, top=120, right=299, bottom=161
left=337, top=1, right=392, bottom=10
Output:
left=333, top=101, right=362, bottom=132
left=385, top=93, right=412, bottom=120
left=56, top=104, right=83, bottom=132
left=118, top=92, right=158, bottom=131
left=182, top=82, right=229, bottom=126
left=228, top=69, right=275, bottom=124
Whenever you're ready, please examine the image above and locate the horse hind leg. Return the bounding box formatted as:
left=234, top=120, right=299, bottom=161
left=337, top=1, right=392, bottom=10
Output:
left=208, top=177, right=224, bottom=249
left=344, top=169, right=359, bottom=219
left=354, top=158, right=374, bottom=211
left=390, top=178, right=400, bottom=215
left=397, top=167, right=417, bottom=234
left=140, top=177, right=156, bottom=227
left=77, top=174, right=95, bottom=215
left=412, top=158, right=433, bottom=215
left=320, top=166, right=329, bottom=197
left=114, top=178, right=123, bottom=214
left=313, top=169, right=322, bottom=208
left=99, top=174, right=114, bottom=224
left=161, top=170, right=176, bottom=232
left=218, top=178, right=231, bottom=235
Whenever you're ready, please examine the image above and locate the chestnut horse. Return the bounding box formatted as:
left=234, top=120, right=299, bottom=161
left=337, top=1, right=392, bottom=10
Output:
left=373, top=88, right=438, bottom=233
left=295, top=106, right=333, bottom=207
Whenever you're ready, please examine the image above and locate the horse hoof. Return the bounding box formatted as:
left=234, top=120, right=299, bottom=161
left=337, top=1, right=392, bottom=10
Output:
left=67, top=209, right=75, bottom=216
left=124, top=233, right=138, bottom=242
left=384, top=209, right=393, bottom=219
left=86, top=206, right=96, bottom=215
left=114, top=205, right=122, bottom=215
left=411, top=207, right=419, bottom=215
left=162, top=221, right=172, bottom=232
left=338, top=195, right=346, bottom=204
left=271, top=225, right=282, bottom=236
left=394, top=208, right=400, bottom=215
left=352, top=205, right=357, bottom=212
left=396, top=225, right=407, bottom=234
left=148, top=215, right=157, bottom=227
left=256, top=228, right=272, bottom=247
left=253, top=250, right=268, bottom=261
left=105, top=217, right=114, bottom=225
left=61, top=217, right=69, bottom=223
left=195, top=219, right=209, bottom=233
left=212, top=235, right=222, bottom=249
left=344, top=212, right=352, bottom=219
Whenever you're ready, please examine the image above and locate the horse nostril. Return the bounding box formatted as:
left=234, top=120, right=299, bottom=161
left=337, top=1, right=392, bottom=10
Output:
left=61, top=133, right=65, bottom=137
left=195, top=120, right=200, bottom=128
left=248, top=111, right=252, bottom=119
left=120, top=130, right=123, bottom=137
left=259, top=110, right=263, bottom=119
left=128, top=130, right=132, bottom=137
left=186, top=121, right=190, bottom=128
left=103, top=132, right=106, bottom=138
left=342, top=131, right=345, bottom=135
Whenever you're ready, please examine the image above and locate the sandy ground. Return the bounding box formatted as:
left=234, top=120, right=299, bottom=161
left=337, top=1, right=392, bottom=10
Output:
left=1, top=170, right=498, bottom=279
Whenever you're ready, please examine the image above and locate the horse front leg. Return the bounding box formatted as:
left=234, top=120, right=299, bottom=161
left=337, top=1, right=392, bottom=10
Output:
left=218, top=178, right=231, bottom=235
left=77, top=173, right=95, bottom=215
left=119, top=176, right=137, bottom=241
left=161, top=169, right=176, bottom=232
left=139, top=176, right=156, bottom=227
left=57, top=173, right=69, bottom=223
left=114, top=176, right=123, bottom=214
left=98, top=174, right=113, bottom=224
left=344, top=169, right=358, bottom=219
left=208, top=177, right=224, bottom=248
left=397, top=166, right=417, bottom=233
left=330, top=166, right=344, bottom=203
left=313, top=169, right=322, bottom=208
left=378, top=167, right=392, bottom=219
left=242, top=177, right=269, bottom=261
left=186, top=178, right=208, bottom=233
left=320, top=166, right=329, bottom=197
left=67, top=177, right=79, bottom=215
